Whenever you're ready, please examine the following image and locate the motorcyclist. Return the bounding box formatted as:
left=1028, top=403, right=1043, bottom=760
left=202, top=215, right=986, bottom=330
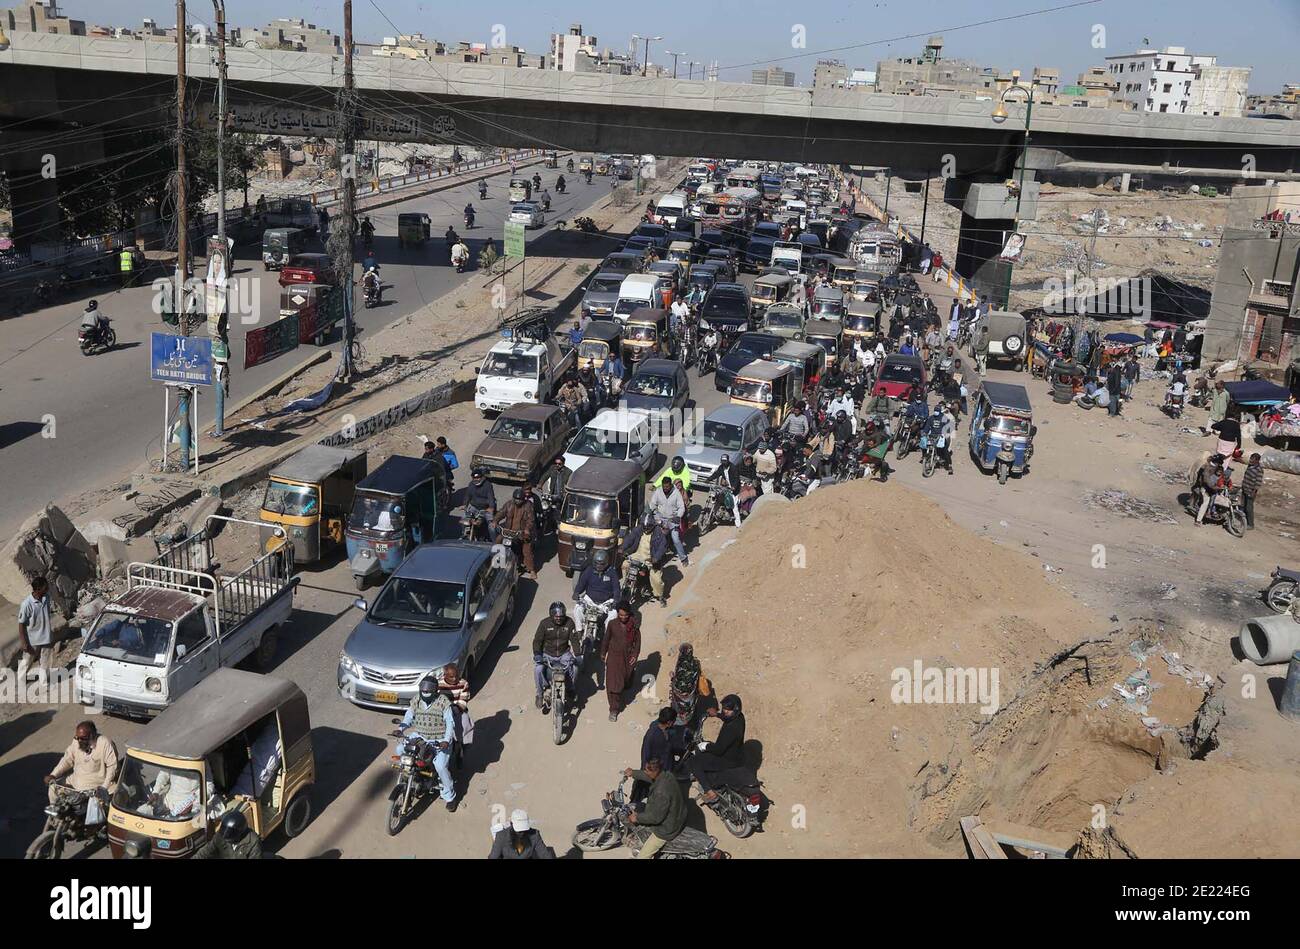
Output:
left=537, top=455, right=571, bottom=501
left=194, top=809, right=262, bottom=859
left=464, top=467, right=498, bottom=541
left=566, top=158, right=575, bottom=172
left=359, top=216, right=375, bottom=245
left=705, top=454, right=743, bottom=527
left=925, top=403, right=956, bottom=474
left=463, top=203, right=476, bottom=227
left=451, top=240, right=471, bottom=271
left=556, top=375, right=588, bottom=427
left=698, top=325, right=720, bottom=367
left=362, top=249, right=379, bottom=274
left=395, top=675, right=458, bottom=812
left=779, top=403, right=811, bottom=440
left=540, top=189, right=552, bottom=212
left=478, top=180, right=488, bottom=199
left=826, top=386, right=856, bottom=433
left=556, top=175, right=566, bottom=194
left=532, top=602, right=582, bottom=712
left=445, top=225, right=461, bottom=247
left=494, top=488, right=537, bottom=579
left=832, top=410, right=855, bottom=462
left=44, top=720, right=118, bottom=811
left=1195, top=453, right=1227, bottom=525
left=362, top=265, right=381, bottom=303
left=80, top=299, right=108, bottom=341
left=621, top=511, right=668, bottom=607
left=577, top=363, right=605, bottom=411
left=647, top=476, right=689, bottom=566
left=573, top=548, right=621, bottom=681
left=693, top=694, right=746, bottom=798
left=652, top=455, right=693, bottom=500
left=532, top=172, right=542, bottom=191
left=584, top=168, right=593, bottom=185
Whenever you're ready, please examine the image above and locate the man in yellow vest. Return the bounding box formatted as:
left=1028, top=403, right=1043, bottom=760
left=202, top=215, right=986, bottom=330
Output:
left=119, top=245, right=136, bottom=288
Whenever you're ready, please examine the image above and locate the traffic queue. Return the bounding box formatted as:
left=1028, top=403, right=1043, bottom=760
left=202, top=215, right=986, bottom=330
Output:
left=34, top=155, right=1035, bottom=861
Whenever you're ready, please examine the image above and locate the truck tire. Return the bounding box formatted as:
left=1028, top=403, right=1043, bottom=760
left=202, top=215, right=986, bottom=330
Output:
left=255, top=626, right=279, bottom=670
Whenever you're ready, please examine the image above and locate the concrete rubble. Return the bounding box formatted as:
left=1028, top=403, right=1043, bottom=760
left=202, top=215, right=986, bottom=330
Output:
left=0, top=504, right=98, bottom=622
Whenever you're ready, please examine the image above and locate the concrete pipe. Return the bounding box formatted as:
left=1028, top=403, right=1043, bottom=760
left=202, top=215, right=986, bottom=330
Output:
left=1239, top=614, right=1300, bottom=665
left=1281, top=652, right=1300, bottom=723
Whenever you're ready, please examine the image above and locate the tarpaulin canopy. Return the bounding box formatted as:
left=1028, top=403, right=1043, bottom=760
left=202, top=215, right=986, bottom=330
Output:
left=1224, top=379, right=1291, bottom=405
left=1104, top=332, right=1144, bottom=344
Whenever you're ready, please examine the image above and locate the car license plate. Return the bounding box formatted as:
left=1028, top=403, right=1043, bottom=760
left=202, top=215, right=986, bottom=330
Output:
left=373, top=690, right=399, bottom=704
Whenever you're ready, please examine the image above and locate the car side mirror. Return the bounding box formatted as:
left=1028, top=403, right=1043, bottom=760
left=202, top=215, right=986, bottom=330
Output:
left=175, top=643, right=187, bottom=659
left=473, top=608, right=491, bottom=625
left=353, top=598, right=368, bottom=611
left=474, top=367, right=480, bottom=374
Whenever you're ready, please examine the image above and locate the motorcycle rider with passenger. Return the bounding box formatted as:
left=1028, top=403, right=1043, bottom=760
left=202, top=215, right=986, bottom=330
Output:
left=451, top=239, right=471, bottom=272
left=620, top=511, right=668, bottom=607
left=533, top=602, right=582, bottom=713
left=394, top=675, right=459, bottom=812
left=926, top=403, right=956, bottom=474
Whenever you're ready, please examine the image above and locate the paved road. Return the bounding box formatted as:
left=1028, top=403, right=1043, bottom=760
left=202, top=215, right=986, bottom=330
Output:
left=0, top=167, right=616, bottom=538
left=0, top=346, right=740, bottom=859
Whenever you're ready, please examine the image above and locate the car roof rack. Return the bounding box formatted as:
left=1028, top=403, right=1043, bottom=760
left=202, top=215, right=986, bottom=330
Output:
left=498, top=306, right=556, bottom=344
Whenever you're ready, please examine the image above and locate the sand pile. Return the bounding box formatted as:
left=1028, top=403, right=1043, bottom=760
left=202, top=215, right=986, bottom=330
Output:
left=667, top=480, right=1219, bottom=857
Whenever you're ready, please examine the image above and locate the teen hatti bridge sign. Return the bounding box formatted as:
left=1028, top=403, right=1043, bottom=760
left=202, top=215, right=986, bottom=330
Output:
left=150, top=333, right=213, bottom=386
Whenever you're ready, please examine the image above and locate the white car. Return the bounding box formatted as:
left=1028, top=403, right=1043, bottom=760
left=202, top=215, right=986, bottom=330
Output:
left=563, top=408, right=658, bottom=475
left=510, top=202, right=545, bottom=229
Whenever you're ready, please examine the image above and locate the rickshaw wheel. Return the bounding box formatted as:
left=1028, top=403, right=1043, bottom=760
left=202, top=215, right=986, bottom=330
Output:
left=284, top=791, right=313, bottom=838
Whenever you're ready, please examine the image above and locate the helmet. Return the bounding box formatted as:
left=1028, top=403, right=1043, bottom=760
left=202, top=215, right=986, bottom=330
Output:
left=836, top=410, right=847, bottom=420
left=720, top=693, right=743, bottom=713
left=512, top=488, right=524, bottom=503
left=218, top=809, right=249, bottom=843
left=642, top=511, right=655, bottom=530
left=418, top=675, right=437, bottom=702
left=87, top=299, right=98, bottom=311
left=471, top=467, right=486, bottom=479
left=719, top=454, right=731, bottom=465
left=549, top=601, right=567, bottom=620
left=592, top=548, right=611, bottom=570
left=671, top=455, right=684, bottom=472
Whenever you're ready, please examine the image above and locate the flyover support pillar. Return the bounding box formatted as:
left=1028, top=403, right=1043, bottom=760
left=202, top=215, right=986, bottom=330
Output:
left=944, top=174, right=1039, bottom=309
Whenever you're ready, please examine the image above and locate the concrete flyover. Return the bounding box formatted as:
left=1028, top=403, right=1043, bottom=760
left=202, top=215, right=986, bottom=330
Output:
left=2, top=31, right=1299, bottom=179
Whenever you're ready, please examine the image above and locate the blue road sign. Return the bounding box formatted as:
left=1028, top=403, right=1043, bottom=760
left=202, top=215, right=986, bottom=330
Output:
left=151, top=332, right=214, bottom=386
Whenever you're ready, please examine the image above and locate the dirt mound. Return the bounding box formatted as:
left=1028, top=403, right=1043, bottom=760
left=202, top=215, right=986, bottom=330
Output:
left=667, top=480, right=1215, bottom=857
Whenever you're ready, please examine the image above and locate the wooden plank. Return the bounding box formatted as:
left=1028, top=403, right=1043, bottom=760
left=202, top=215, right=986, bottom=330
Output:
left=959, top=816, right=1008, bottom=860
left=983, top=819, right=1074, bottom=859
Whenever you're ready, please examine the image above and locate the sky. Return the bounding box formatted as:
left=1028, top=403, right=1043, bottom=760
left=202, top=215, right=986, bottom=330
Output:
left=88, top=0, right=1298, bottom=92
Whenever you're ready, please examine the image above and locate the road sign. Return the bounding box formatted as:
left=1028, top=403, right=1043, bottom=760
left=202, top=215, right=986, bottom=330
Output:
left=504, top=220, right=525, bottom=258
left=151, top=332, right=214, bottom=386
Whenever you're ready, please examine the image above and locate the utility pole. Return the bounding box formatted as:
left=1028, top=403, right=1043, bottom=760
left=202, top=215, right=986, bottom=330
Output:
left=919, top=176, right=930, bottom=244
left=339, top=0, right=356, bottom=382
left=212, top=0, right=228, bottom=436
left=175, top=0, right=193, bottom=471
left=1084, top=205, right=1101, bottom=278
left=883, top=169, right=891, bottom=213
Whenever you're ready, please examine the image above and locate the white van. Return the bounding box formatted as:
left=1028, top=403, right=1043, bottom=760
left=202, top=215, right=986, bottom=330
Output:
left=563, top=408, right=658, bottom=474
left=655, top=193, right=688, bottom=228
left=614, top=273, right=660, bottom=322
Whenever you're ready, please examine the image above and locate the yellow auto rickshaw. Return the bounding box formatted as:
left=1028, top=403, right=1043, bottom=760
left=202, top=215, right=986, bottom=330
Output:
left=831, top=259, right=858, bottom=291
left=622, top=307, right=672, bottom=366
left=509, top=178, right=532, bottom=202
left=772, top=339, right=827, bottom=394
left=844, top=300, right=881, bottom=344
left=578, top=320, right=623, bottom=372
left=260, top=445, right=367, bottom=563
left=397, top=212, right=431, bottom=247
left=729, top=358, right=796, bottom=425
left=106, top=668, right=315, bottom=858
left=578, top=156, right=593, bottom=175
left=557, top=458, right=645, bottom=577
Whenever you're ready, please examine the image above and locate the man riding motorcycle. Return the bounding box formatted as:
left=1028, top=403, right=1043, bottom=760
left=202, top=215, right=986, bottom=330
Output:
left=362, top=266, right=381, bottom=304
left=451, top=240, right=471, bottom=272
left=533, top=602, right=582, bottom=713
left=463, top=203, right=476, bottom=228
left=621, top=511, right=668, bottom=607
left=494, top=488, right=537, bottom=579
left=926, top=404, right=956, bottom=474
left=80, top=299, right=109, bottom=343
left=556, top=174, right=567, bottom=194
left=754, top=441, right=779, bottom=495
left=573, top=548, right=621, bottom=682
left=395, top=675, right=458, bottom=812
left=359, top=216, right=375, bottom=245
left=478, top=180, right=488, bottom=199
left=464, top=467, right=498, bottom=541
left=44, top=721, right=118, bottom=812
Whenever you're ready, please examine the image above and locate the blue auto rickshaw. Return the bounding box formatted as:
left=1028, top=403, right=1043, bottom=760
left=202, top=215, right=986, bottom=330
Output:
left=968, top=382, right=1034, bottom=484
left=345, top=455, right=444, bottom=589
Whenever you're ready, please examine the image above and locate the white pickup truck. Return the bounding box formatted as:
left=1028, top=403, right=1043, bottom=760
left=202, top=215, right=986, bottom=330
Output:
left=76, top=516, right=298, bottom=719
left=475, top=310, right=576, bottom=415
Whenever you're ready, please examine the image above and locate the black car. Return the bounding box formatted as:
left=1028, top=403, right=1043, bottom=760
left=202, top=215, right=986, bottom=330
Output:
left=599, top=251, right=646, bottom=277
left=699, top=227, right=743, bottom=253
left=741, top=237, right=775, bottom=273
left=714, top=331, right=785, bottom=393
left=700, top=283, right=754, bottom=349
left=619, top=358, right=691, bottom=436
left=632, top=222, right=670, bottom=249
left=753, top=221, right=783, bottom=242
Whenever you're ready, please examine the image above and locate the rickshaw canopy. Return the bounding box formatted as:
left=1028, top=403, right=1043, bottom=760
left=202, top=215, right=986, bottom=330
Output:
left=980, top=381, right=1033, bottom=416
left=564, top=457, right=645, bottom=497
left=270, top=445, right=367, bottom=485
left=356, top=455, right=439, bottom=497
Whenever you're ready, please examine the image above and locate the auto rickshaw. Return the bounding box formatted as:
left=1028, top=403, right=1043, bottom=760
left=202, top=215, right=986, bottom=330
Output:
left=106, top=668, right=315, bottom=858
left=810, top=285, right=846, bottom=322
left=345, top=455, right=444, bottom=590
left=622, top=307, right=672, bottom=366
left=397, top=212, right=431, bottom=248
left=760, top=302, right=806, bottom=340
left=803, top=318, right=844, bottom=368
left=578, top=320, right=623, bottom=373
left=262, top=227, right=307, bottom=270
left=772, top=339, right=827, bottom=395
left=260, top=445, right=367, bottom=563
left=851, top=270, right=884, bottom=302
left=831, top=258, right=858, bottom=291
left=578, top=156, right=593, bottom=175
left=750, top=272, right=795, bottom=315
left=843, top=300, right=880, bottom=344
left=969, top=381, right=1034, bottom=484
left=729, top=358, right=796, bottom=425
left=557, top=458, right=645, bottom=576
left=509, top=178, right=532, bottom=202
left=666, top=240, right=694, bottom=269
left=594, top=155, right=611, bottom=176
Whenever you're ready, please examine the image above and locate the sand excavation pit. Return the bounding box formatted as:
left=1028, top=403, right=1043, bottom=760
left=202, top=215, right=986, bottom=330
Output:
left=664, top=480, right=1275, bottom=858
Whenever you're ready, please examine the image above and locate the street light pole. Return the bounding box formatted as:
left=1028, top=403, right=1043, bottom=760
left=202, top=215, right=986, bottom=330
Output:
left=664, top=50, right=683, bottom=79
left=631, top=34, right=661, bottom=77
left=211, top=0, right=228, bottom=437
left=174, top=0, right=193, bottom=471
left=991, top=82, right=1036, bottom=310
left=340, top=0, right=356, bottom=382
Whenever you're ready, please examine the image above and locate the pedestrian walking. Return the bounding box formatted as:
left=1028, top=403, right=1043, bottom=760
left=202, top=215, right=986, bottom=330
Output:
left=600, top=602, right=641, bottom=722
left=1241, top=452, right=1264, bottom=530
left=17, top=575, right=54, bottom=684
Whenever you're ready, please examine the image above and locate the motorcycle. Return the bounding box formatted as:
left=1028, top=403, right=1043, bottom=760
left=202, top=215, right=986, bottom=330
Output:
left=572, top=775, right=727, bottom=858
left=385, top=729, right=447, bottom=836
left=78, top=318, right=116, bottom=356
left=1264, top=566, right=1300, bottom=614
left=623, top=558, right=654, bottom=607
left=579, top=597, right=614, bottom=674
left=26, top=786, right=108, bottom=859
left=363, top=274, right=381, bottom=308
left=498, top=527, right=526, bottom=576
left=1163, top=390, right=1185, bottom=419
left=478, top=182, right=487, bottom=199
left=459, top=505, right=489, bottom=542
left=894, top=417, right=922, bottom=460
left=680, top=738, right=768, bottom=839
left=453, top=252, right=468, bottom=274
left=464, top=211, right=475, bottom=229
left=698, top=484, right=737, bottom=536
left=574, top=216, right=598, bottom=233
left=541, top=654, right=570, bottom=745
left=1188, top=479, right=1246, bottom=537
left=696, top=336, right=718, bottom=376
left=534, top=491, right=559, bottom=539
